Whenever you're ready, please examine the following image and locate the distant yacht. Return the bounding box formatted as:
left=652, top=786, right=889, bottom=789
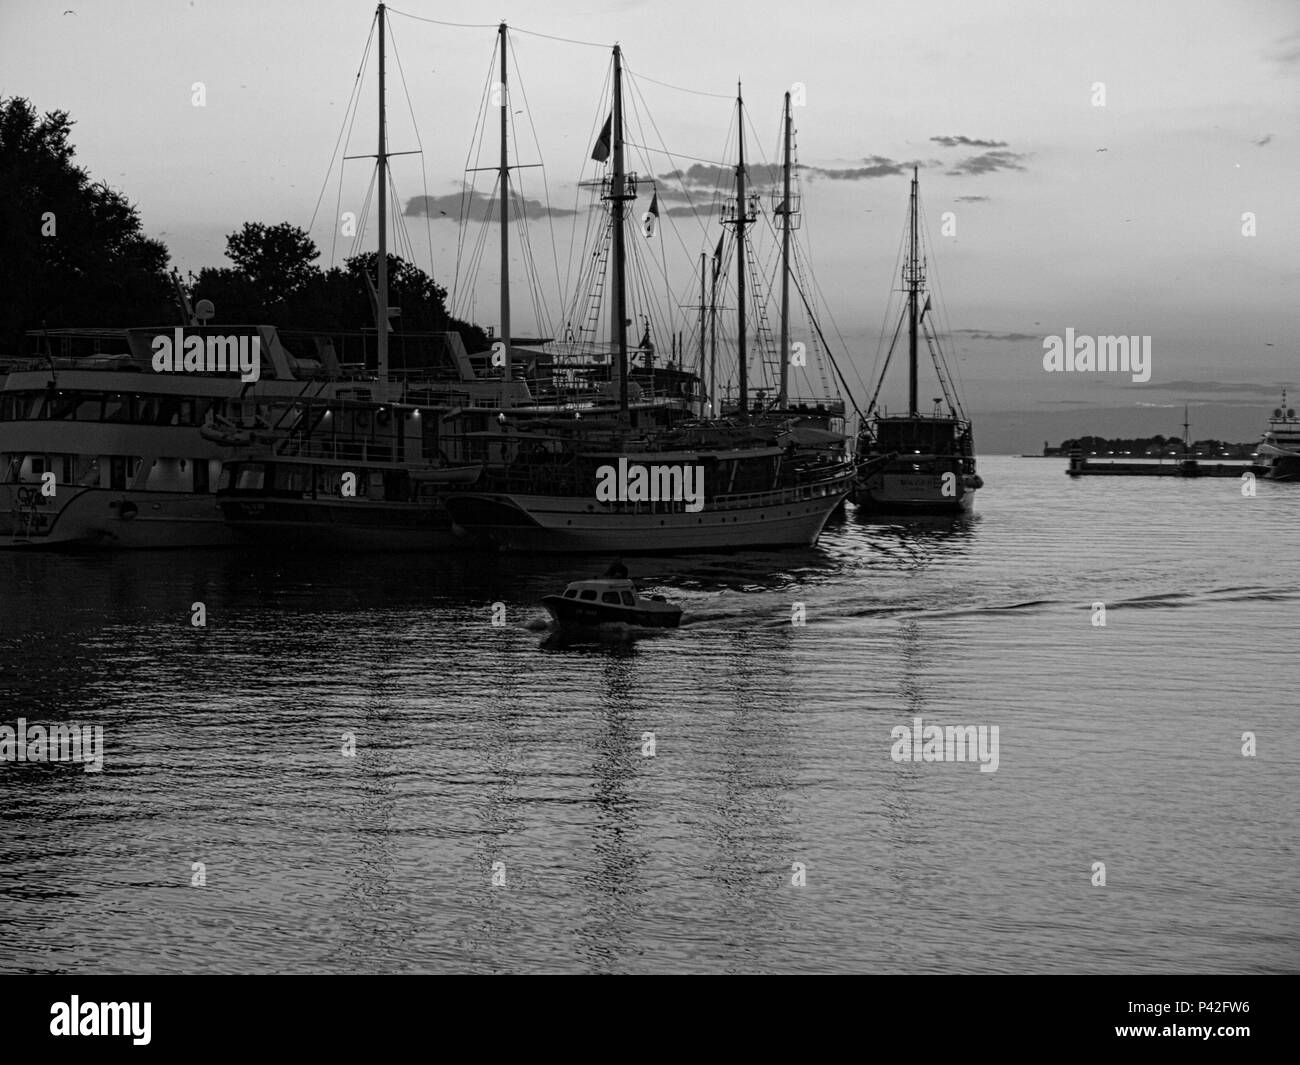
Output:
left=1254, top=390, right=1300, bottom=482
left=852, top=168, right=981, bottom=515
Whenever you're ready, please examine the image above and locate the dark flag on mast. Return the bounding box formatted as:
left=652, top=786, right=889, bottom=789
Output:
left=711, top=234, right=724, bottom=281
left=643, top=193, right=659, bottom=237
left=591, top=114, right=612, bottom=162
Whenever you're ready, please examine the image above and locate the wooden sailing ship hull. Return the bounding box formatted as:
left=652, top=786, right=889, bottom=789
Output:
left=851, top=464, right=975, bottom=514
left=445, top=480, right=851, bottom=554
left=218, top=496, right=462, bottom=552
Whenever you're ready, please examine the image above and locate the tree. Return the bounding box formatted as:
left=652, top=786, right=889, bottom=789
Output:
left=191, top=233, right=488, bottom=351
left=0, top=96, right=172, bottom=353
left=225, top=221, right=320, bottom=301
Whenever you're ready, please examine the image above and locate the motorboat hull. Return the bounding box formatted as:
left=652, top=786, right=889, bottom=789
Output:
left=541, top=594, right=681, bottom=628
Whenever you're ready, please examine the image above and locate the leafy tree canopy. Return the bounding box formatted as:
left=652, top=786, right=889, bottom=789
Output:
left=0, top=96, right=172, bottom=353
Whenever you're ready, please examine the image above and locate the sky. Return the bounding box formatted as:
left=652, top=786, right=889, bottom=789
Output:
left=3, top=0, right=1297, bottom=448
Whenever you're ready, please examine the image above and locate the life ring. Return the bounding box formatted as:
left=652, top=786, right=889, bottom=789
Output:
left=376, top=409, right=392, bottom=428
left=355, top=411, right=370, bottom=428
left=16, top=486, right=34, bottom=505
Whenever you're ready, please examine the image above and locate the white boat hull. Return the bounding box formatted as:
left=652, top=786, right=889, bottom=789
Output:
left=446, top=485, right=850, bottom=554
left=1256, top=441, right=1300, bottom=482
left=853, top=472, right=976, bottom=514
left=0, top=485, right=234, bottom=548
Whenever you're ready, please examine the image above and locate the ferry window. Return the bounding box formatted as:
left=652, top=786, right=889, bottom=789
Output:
left=193, top=458, right=209, bottom=494
left=157, top=397, right=181, bottom=425
left=179, top=399, right=195, bottom=426
left=275, top=466, right=309, bottom=493
left=601, top=591, right=621, bottom=605
left=73, top=395, right=103, bottom=421
left=0, top=394, right=22, bottom=420
left=102, top=395, right=133, bottom=422
left=579, top=590, right=598, bottom=601
left=235, top=464, right=266, bottom=491
left=61, top=456, right=74, bottom=483
left=78, top=458, right=101, bottom=487
left=620, top=592, right=635, bottom=606
left=563, top=589, right=578, bottom=598
left=46, top=392, right=78, bottom=420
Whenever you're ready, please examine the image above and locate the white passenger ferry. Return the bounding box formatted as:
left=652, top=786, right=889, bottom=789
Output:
left=0, top=324, right=527, bottom=548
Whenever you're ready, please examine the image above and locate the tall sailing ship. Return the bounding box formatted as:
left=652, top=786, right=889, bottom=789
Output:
left=443, top=46, right=856, bottom=553
left=852, top=168, right=981, bottom=514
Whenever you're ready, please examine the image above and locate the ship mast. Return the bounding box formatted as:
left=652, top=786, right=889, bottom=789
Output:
left=698, top=253, right=706, bottom=407
left=907, top=166, right=919, bottom=417
left=778, top=91, right=792, bottom=410
left=709, top=250, right=718, bottom=417
left=734, top=86, right=749, bottom=419
left=498, top=23, right=511, bottom=382
left=376, top=3, right=389, bottom=393
left=611, top=46, right=630, bottom=415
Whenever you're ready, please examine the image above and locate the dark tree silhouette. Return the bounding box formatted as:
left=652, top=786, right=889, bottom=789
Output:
left=225, top=221, right=320, bottom=300
left=192, top=225, right=488, bottom=352
left=0, top=96, right=172, bottom=354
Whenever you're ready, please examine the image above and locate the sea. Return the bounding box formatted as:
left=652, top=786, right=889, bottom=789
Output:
left=0, top=455, right=1296, bottom=974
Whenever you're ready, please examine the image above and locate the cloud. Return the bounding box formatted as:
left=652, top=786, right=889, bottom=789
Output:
left=1254, top=133, right=1273, bottom=146
left=803, top=156, right=928, bottom=180
left=1266, top=30, right=1300, bottom=65
left=656, top=156, right=926, bottom=193
left=1132, top=379, right=1285, bottom=395
left=946, top=150, right=1028, bottom=176
left=955, top=329, right=1039, bottom=341
left=931, top=135, right=1008, bottom=149
left=955, top=195, right=989, bottom=203
left=404, top=191, right=575, bottom=222
left=656, top=162, right=789, bottom=196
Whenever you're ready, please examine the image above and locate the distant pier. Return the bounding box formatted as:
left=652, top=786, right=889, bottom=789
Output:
left=1065, top=449, right=1255, bottom=478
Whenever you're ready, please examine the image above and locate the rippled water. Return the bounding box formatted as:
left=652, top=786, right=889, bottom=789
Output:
left=0, top=456, right=1296, bottom=974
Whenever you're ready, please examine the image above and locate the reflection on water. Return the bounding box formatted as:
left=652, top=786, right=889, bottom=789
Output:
left=0, top=457, right=1297, bottom=973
